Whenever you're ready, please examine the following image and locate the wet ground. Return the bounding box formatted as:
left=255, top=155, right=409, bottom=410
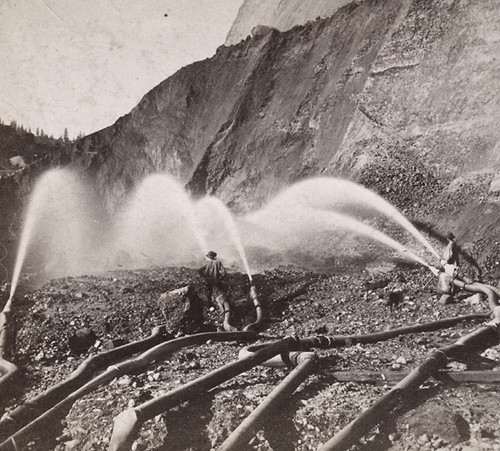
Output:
left=1, top=264, right=499, bottom=450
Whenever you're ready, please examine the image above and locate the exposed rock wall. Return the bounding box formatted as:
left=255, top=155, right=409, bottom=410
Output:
left=2, top=0, right=500, bottom=270
left=190, top=0, right=500, bottom=210
left=74, top=0, right=500, bottom=253
left=225, top=0, right=353, bottom=45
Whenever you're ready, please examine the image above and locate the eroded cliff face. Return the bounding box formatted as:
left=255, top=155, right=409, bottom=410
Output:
left=71, top=34, right=287, bottom=211
left=189, top=0, right=500, bottom=211
left=69, top=0, right=500, bottom=264
left=3, top=0, right=500, bottom=271
left=225, top=0, right=353, bottom=45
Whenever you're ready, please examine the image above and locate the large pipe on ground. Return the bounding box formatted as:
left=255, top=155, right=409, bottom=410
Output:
left=0, top=326, right=170, bottom=439
left=453, top=279, right=499, bottom=311
left=239, top=313, right=490, bottom=367
left=221, top=298, right=238, bottom=332
left=218, top=352, right=317, bottom=451
left=243, top=285, right=264, bottom=332
left=322, top=369, right=500, bottom=385
left=319, top=318, right=500, bottom=451
left=107, top=336, right=299, bottom=451
left=0, top=297, right=18, bottom=396
left=0, top=331, right=256, bottom=451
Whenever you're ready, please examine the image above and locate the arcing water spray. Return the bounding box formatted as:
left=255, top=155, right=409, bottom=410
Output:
left=266, top=177, right=441, bottom=262
left=198, top=196, right=253, bottom=282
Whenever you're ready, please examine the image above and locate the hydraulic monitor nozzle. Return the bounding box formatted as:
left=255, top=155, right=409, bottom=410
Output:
left=429, top=266, right=440, bottom=276
left=249, top=285, right=258, bottom=302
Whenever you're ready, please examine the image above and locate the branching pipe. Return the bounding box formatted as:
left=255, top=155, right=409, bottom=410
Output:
left=0, top=297, right=18, bottom=396
left=319, top=319, right=500, bottom=451
left=0, top=326, right=170, bottom=440
left=453, top=279, right=499, bottom=311
left=239, top=313, right=489, bottom=367
left=243, top=285, right=264, bottom=332
left=107, top=336, right=299, bottom=451
left=0, top=331, right=256, bottom=451
left=218, top=352, right=317, bottom=451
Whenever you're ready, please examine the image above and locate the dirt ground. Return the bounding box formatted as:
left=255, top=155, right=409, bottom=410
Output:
left=1, top=263, right=500, bottom=451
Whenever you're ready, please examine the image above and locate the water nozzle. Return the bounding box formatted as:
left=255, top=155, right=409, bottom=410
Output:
left=429, top=266, right=440, bottom=276
left=249, top=285, right=258, bottom=301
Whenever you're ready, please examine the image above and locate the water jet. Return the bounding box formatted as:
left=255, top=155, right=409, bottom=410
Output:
left=196, top=196, right=253, bottom=282
left=246, top=205, right=433, bottom=270
left=258, top=177, right=440, bottom=262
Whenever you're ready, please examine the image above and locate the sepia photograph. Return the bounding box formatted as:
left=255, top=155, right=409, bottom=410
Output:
left=1, top=0, right=500, bottom=449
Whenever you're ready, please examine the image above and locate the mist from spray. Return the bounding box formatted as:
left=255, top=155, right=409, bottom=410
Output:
left=265, top=177, right=440, bottom=261
left=9, top=168, right=101, bottom=300
left=197, top=196, right=253, bottom=281
left=306, top=208, right=430, bottom=267
left=7, top=171, right=439, bottom=296
left=245, top=204, right=431, bottom=269
left=114, top=174, right=208, bottom=266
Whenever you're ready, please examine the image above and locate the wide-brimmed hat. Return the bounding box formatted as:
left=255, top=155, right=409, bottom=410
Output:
left=446, top=232, right=455, bottom=240
left=206, top=251, right=217, bottom=259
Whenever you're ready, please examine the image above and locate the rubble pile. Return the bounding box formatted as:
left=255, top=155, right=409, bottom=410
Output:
left=1, top=265, right=499, bottom=450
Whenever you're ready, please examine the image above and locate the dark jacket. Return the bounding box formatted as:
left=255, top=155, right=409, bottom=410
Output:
left=442, top=240, right=459, bottom=266
left=199, top=259, right=227, bottom=285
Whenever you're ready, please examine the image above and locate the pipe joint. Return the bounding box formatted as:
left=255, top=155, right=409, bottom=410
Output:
left=315, top=335, right=336, bottom=348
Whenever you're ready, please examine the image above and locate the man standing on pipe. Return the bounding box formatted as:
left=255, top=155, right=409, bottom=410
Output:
left=441, top=232, right=460, bottom=269
left=199, top=251, right=237, bottom=331
left=436, top=232, right=474, bottom=304
left=199, top=251, right=228, bottom=314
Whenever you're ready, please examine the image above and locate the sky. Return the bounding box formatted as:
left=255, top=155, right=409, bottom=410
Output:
left=0, top=0, right=243, bottom=139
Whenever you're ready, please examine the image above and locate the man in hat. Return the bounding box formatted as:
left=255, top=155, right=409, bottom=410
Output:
left=436, top=232, right=461, bottom=304
left=441, top=232, right=460, bottom=268
left=198, top=251, right=228, bottom=311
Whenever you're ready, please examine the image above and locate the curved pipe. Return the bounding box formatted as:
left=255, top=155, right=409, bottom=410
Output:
left=322, top=369, right=500, bottom=385
left=0, top=331, right=256, bottom=451
left=239, top=313, right=490, bottom=367
left=453, top=279, right=499, bottom=311
left=319, top=319, right=500, bottom=451
left=107, top=336, right=298, bottom=451
left=243, top=285, right=264, bottom=332
left=221, top=299, right=238, bottom=332
left=218, top=352, right=317, bottom=451
left=0, top=297, right=18, bottom=397
left=0, top=326, right=170, bottom=439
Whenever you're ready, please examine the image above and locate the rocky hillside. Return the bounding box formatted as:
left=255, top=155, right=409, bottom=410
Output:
left=2, top=0, right=500, bottom=274
left=225, top=0, right=353, bottom=45
left=2, top=265, right=499, bottom=451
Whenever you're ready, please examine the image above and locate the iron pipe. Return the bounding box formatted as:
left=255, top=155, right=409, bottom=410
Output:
left=218, top=352, right=317, bottom=450
left=239, top=313, right=489, bottom=367
left=322, top=369, right=500, bottom=385
left=243, top=285, right=264, bottom=332
left=221, top=299, right=238, bottom=332
left=453, top=279, right=499, bottom=311
left=0, top=298, right=17, bottom=396
left=0, top=326, right=169, bottom=439
left=0, top=331, right=256, bottom=451
left=319, top=320, right=500, bottom=451
left=108, top=336, right=298, bottom=451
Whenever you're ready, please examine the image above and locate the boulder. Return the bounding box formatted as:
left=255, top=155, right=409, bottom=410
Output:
left=404, top=403, right=470, bottom=446
left=250, top=24, right=277, bottom=39
left=158, top=285, right=204, bottom=334
left=68, top=328, right=97, bottom=355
